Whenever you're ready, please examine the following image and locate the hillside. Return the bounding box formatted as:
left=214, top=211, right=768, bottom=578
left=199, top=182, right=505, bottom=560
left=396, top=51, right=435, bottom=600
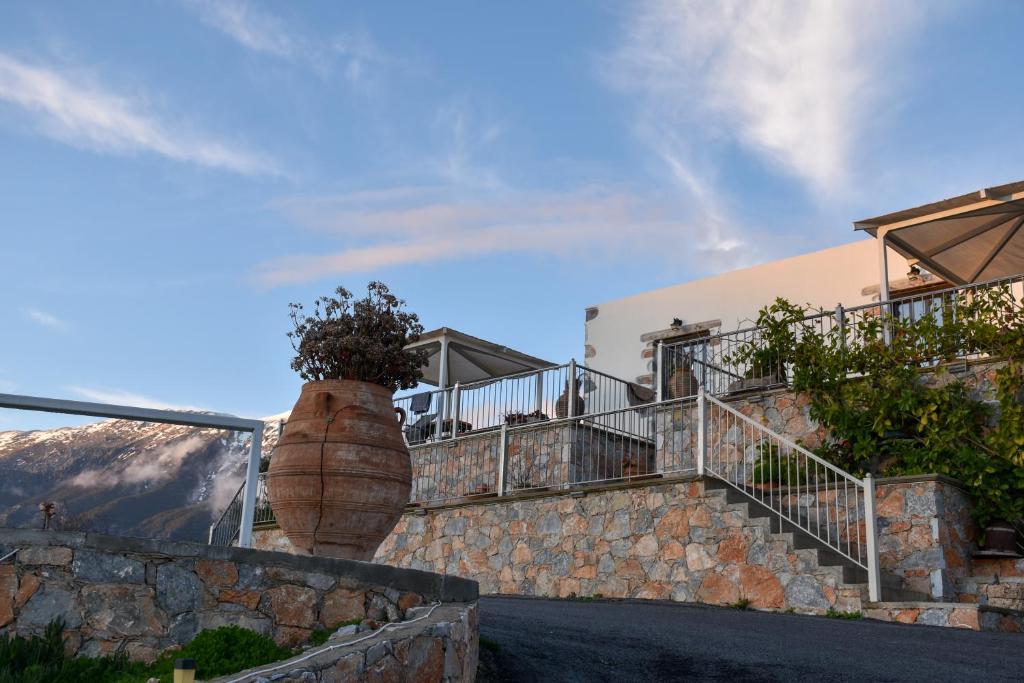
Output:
left=0, top=414, right=284, bottom=542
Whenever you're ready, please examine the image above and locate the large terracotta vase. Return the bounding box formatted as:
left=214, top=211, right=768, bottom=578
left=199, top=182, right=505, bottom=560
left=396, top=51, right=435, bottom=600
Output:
left=266, top=380, right=411, bottom=560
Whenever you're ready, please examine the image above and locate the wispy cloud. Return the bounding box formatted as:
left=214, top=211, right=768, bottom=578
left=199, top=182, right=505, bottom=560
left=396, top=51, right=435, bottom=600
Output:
left=0, top=52, right=279, bottom=175
left=608, top=0, right=927, bottom=193
left=70, top=436, right=206, bottom=488
left=186, top=0, right=386, bottom=85
left=256, top=185, right=749, bottom=286
left=67, top=386, right=205, bottom=412
left=25, top=308, right=68, bottom=331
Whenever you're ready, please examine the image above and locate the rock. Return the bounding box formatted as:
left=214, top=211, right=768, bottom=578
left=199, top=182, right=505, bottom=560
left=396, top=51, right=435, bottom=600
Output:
left=367, top=593, right=399, bottom=622
left=218, top=588, right=262, bottom=610
left=320, top=652, right=365, bottom=682
left=17, top=546, right=73, bottom=566
left=738, top=565, right=784, bottom=609
left=717, top=535, right=748, bottom=564
left=333, top=624, right=359, bottom=637
left=72, top=550, right=145, bottom=584
left=156, top=564, right=202, bottom=614
left=20, top=585, right=82, bottom=629
left=14, top=571, right=40, bottom=609
left=400, top=636, right=444, bottom=681
left=80, top=585, right=162, bottom=637
left=273, top=625, right=312, bottom=647
left=783, top=575, right=829, bottom=610
left=168, top=612, right=199, bottom=645
left=0, top=566, right=14, bottom=628
left=321, top=588, right=365, bottom=626
left=264, top=585, right=318, bottom=629
left=696, top=574, right=739, bottom=605
left=397, top=592, right=423, bottom=614
left=195, top=559, right=238, bottom=588
left=200, top=610, right=272, bottom=635
left=634, top=534, right=659, bottom=557
left=685, top=543, right=715, bottom=571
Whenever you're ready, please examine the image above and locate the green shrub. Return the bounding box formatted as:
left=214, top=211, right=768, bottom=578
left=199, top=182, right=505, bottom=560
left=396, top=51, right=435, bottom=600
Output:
left=825, top=608, right=862, bottom=620
left=0, top=621, right=294, bottom=683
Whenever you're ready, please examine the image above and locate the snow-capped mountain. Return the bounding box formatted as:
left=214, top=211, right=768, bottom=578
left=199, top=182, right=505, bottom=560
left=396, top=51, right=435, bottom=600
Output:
left=0, top=413, right=285, bottom=542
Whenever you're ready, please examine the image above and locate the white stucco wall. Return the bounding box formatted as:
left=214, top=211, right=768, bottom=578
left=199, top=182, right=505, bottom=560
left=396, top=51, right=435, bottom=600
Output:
left=585, top=238, right=912, bottom=383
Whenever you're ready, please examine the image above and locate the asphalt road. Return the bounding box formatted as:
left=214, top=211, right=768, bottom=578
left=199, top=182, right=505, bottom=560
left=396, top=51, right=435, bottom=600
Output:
left=477, top=596, right=1023, bottom=682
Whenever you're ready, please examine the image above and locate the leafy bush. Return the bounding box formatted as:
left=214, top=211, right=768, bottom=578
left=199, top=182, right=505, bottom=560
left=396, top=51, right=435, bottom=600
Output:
left=0, top=620, right=145, bottom=683
left=288, top=282, right=429, bottom=391
left=751, top=444, right=807, bottom=486
left=741, top=286, right=1024, bottom=528
left=0, top=621, right=294, bottom=683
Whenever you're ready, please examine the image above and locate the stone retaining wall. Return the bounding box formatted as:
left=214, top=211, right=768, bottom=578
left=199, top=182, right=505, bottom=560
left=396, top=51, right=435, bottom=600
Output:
left=0, top=529, right=477, bottom=663
left=212, top=602, right=478, bottom=683
left=373, top=478, right=868, bottom=613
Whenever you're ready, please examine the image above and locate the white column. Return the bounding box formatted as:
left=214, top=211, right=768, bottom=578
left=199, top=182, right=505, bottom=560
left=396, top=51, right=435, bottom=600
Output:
left=878, top=229, right=892, bottom=345
left=237, top=422, right=264, bottom=548
left=435, top=331, right=449, bottom=440
left=864, top=473, right=882, bottom=602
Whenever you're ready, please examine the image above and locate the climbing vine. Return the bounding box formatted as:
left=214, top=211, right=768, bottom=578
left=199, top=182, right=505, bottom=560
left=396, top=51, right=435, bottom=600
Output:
left=735, top=287, right=1024, bottom=528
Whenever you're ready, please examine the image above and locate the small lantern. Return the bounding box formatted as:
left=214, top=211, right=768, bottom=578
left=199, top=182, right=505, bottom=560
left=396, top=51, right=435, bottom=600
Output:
left=174, top=658, right=196, bottom=683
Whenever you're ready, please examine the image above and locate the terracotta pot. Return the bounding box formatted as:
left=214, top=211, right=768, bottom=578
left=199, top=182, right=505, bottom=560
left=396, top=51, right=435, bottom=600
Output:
left=668, top=367, right=700, bottom=399
left=980, top=520, right=1019, bottom=557
left=267, top=380, right=411, bottom=560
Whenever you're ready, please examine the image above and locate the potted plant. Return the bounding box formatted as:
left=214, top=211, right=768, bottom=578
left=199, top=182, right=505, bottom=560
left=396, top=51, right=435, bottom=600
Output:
left=727, top=298, right=804, bottom=392
left=266, top=282, right=428, bottom=560
left=504, top=410, right=549, bottom=426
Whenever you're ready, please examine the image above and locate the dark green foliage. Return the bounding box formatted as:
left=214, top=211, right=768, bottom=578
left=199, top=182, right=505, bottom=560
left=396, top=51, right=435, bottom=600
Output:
left=739, top=286, right=1024, bottom=528
left=751, top=444, right=807, bottom=486
left=0, top=621, right=293, bottom=682
left=0, top=620, right=145, bottom=683
left=728, top=598, right=751, bottom=610
left=825, top=608, right=862, bottom=620
left=288, top=282, right=429, bottom=391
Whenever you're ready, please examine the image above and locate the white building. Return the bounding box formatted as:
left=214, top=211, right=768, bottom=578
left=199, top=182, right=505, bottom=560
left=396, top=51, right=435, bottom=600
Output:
left=584, top=238, right=924, bottom=387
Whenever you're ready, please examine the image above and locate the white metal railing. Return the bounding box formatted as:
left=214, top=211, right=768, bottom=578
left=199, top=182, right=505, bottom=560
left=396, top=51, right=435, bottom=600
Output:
left=211, top=388, right=882, bottom=599
left=209, top=474, right=274, bottom=546
left=393, top=360, right=636, bottom=446
left=0, top=392, right=265, bottom=548
left=661, top=272, right=1024, bottom=399
left=700, top=389, right=881, bottom=601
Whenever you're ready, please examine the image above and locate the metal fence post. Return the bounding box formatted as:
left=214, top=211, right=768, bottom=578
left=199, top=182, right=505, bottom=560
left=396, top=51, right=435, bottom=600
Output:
left=864, top=473, right=882, bottom=602
left=534, top=370, right=544, bottom=414
left=655, top=341, right=664, bottom=403
left=237, top=422, right=264, bottom=548
left=696, top=386, right=706, bottom=475
left=451, top=382, right=461, bottom=437
left=567, top=358, right=577, bottom=418
left=835, top=303, right=846, bottom=349
left=497, top=424, right=509, bottom=496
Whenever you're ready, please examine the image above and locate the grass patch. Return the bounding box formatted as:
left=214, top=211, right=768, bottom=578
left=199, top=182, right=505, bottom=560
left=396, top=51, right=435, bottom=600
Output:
left=728, top=598, right=751, bottom=610
left=825, top=608, right=863, bottom=620
left=0, top=620, right=294, bottom=682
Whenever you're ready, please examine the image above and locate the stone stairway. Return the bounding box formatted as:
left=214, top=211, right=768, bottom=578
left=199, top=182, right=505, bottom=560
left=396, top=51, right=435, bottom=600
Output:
left=703, top=477, right=928, bottom=607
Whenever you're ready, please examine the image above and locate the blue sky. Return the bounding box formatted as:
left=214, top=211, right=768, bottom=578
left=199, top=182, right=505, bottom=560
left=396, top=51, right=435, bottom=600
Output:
left=2, top=0, right=1024, bottom=430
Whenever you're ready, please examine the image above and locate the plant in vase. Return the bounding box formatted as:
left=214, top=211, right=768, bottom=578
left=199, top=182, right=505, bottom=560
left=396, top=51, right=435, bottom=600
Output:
left=267, top=282, right=429, bottom=560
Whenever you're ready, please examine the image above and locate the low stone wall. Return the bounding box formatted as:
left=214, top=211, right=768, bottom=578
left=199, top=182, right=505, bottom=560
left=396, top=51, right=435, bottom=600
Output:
left=373, top=477, right=867, bottom=613
left=213, top=602, right=478, bottom=683
left=864, top=601, right=1024, bottom=632
left=0, top=529, right=477, bottom=663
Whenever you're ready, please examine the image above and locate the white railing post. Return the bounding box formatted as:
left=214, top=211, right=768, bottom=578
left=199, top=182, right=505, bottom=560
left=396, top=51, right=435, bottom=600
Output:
left=567, top=358, right=577, bottom=418
left=237, top=421, right=264, bottom=548
left=497, top=424, right=509, bottom=496
left=451, top=382, right=461, bottom=437
left=655, top=341, right=664, bottom=403
left=835, top=304, right=846, bottom=350
left=697, top=386, right=706, bottom=475
left=534, top=370, right=544, bottom=414
left=864, top=473, right=882, bottom=602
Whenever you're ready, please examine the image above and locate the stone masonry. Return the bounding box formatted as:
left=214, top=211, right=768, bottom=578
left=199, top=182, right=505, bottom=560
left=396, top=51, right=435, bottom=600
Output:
left=0, top=529, right=477, bottom=664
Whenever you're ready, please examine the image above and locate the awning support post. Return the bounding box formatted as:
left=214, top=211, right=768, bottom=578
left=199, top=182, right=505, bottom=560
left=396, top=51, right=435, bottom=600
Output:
left=878, top=228, right=892, bottom=345
left=435, top=331, right=449, bottom=440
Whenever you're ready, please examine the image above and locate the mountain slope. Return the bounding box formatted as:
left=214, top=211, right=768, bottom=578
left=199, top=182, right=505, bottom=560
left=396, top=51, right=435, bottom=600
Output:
left=0, top=415, right=285, bottom=542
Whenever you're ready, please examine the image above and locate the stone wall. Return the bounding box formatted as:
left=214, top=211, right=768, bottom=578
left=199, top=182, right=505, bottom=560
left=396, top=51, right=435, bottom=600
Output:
left=212, top=602, right=478, bottom=683
left=0, top=529, right=477, bottom=663
left=373, top=478, right=868, bottom=613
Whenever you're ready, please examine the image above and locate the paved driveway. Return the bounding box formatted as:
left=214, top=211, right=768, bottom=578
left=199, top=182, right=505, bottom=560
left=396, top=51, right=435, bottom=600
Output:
left=477, top=596, right=1023, bottom=682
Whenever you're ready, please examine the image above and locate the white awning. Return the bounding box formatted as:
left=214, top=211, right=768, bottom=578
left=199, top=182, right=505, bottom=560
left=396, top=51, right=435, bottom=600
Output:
left=406, top=327, right=555, bottom=388
left=855, top=180, right=1024, bottom=286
